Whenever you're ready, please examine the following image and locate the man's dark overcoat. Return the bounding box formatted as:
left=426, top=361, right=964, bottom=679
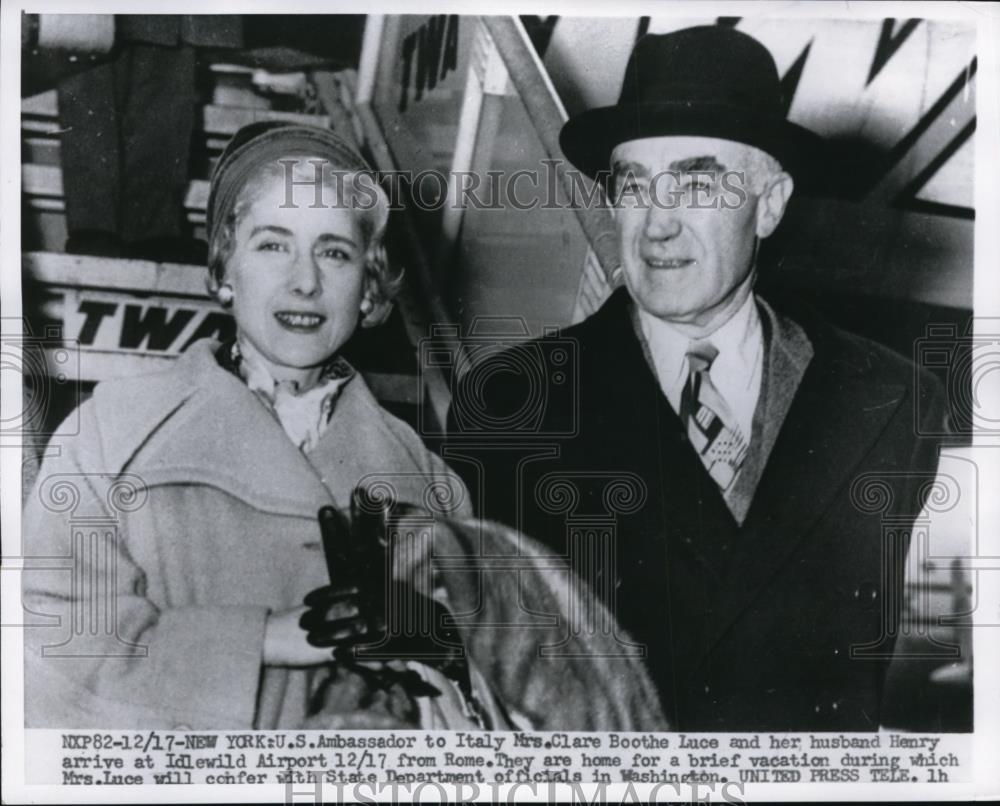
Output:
left=445, top=288, right=946, bottom=731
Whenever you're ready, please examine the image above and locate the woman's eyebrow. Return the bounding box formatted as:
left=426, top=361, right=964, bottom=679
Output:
left=669, top=156, right=727, bottom=173
left=315, top=232, right=359, bottom=249
left=249, top=224, right=293, bottom=238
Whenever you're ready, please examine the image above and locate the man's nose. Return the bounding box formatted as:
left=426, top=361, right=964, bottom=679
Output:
left=289, top=252, right=321, bottom=297
left=643, top=203, right=683, bottom=241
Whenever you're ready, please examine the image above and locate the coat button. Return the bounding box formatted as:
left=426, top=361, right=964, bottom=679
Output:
left=813, top=697, right=843, bottom=718
left=853, top=581, right=878, bottom=609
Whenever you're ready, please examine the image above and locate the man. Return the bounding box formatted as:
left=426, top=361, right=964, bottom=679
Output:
left=445, top=26, right=946, bottom=731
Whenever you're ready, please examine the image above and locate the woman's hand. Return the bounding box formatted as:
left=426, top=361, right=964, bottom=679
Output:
left=299, top=582, right=380, bottom=652
left=263, top=606, right=339, bottom=667
left=300, top=581, right=465, bottom=673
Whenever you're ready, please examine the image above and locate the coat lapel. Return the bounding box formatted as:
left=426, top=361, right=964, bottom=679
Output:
left=725, top=298, right=814, bottom=523
left=306, top=374, right=430, bottom=509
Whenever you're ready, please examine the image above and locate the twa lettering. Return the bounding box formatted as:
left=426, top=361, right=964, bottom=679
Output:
left=398, top=15, right=460, bottom=112
left=64, top=291, right=234, bottom=356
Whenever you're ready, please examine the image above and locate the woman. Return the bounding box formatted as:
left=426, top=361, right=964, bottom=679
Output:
left=22, top=122, right=495, bottom=730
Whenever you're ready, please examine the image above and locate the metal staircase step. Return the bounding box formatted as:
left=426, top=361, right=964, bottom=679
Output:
left=22, top=164, right=210, bottom=223
left=22, top=93, right=333, bottom=139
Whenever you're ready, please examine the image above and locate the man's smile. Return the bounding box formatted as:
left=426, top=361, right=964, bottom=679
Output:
left=643, top=256, right=696, bottom=269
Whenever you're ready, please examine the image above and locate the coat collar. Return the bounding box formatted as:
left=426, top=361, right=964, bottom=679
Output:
left=92, top=340, right=385, bottom=517
left=725, top=297, right=813, bottom=523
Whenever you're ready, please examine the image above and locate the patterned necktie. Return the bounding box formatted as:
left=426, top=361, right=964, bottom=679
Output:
left=679, top=341, right=748, bottom=492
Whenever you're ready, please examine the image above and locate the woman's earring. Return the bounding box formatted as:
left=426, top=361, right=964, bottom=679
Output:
left=359, top=297, right=374, bottom=316
left=217, top=284, right=234, bottom=307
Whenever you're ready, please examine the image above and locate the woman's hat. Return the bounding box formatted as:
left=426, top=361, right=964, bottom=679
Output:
left=207, top=120, right=373, bottom=246
left=559, top=26, right=824, bottom=184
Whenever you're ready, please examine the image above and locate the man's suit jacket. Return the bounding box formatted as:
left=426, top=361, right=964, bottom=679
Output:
left=445, top=288, right=946, bottom=731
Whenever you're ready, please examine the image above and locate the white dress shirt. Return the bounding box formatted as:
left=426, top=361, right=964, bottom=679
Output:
left=637, top=294, right=764, bottom=440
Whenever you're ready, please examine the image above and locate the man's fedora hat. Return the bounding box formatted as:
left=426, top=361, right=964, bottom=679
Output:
left=559, top=26, right=824, bottom=184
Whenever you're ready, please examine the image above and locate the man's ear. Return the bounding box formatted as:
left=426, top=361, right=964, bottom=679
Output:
left=755, top=171, right=794, bottom=238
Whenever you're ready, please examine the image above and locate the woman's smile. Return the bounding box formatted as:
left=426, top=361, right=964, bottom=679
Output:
left=274, top=310, right=328, bottom=331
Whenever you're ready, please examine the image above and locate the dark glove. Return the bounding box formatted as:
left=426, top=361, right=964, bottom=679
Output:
left=300, top=577, right=465, bottom=668
left=299, top=503, right=385, bottom=652
left=300, top=498, right=470, bottom=702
